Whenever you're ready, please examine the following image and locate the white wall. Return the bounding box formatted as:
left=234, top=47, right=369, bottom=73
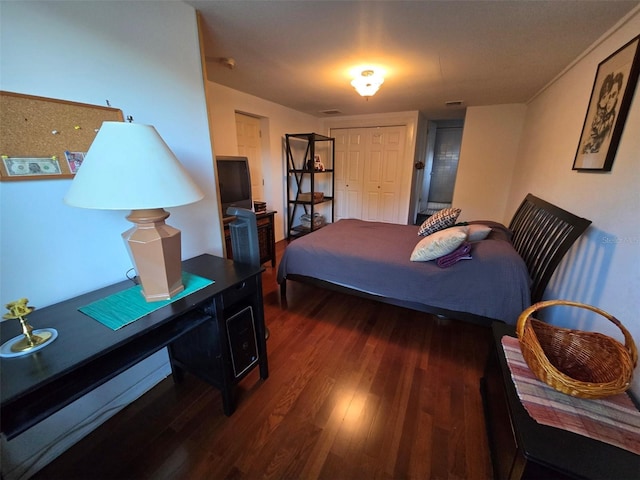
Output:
left=459, top=10, right=640, bottom=396
left=453, top=104, right=526, bottom=221
left=0, top=1, right=217, bottom=477
left=508, top=11, right=640, bottom=397
left=207, top=82, right=322, bottom=241
left=1, top=1, right=221, bottom=308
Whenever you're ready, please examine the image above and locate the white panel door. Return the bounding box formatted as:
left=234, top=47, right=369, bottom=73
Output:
left=235, top=112, right=264, bottom=202
left=333, top=125, right=407, bottom=223
left=379, top=127, right=405, bottom=223
left=360, top=126, right=407, bottom=223
left=334, top=129, right=365, bottom=221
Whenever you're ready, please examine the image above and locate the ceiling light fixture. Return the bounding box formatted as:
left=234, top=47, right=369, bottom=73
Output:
left=351, top=69, right=384, bottom=98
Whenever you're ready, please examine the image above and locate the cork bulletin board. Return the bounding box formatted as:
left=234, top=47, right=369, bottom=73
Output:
left=0, top=91, right=124, bottom=181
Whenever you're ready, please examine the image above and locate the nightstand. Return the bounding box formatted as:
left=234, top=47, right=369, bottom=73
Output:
left=481, top=322, right=639, bottom=479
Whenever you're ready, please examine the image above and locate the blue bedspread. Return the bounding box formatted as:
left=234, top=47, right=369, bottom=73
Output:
left=277, top=219, right=531, bottom=324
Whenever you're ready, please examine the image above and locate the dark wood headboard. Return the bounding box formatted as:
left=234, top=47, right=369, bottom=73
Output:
left=509, top=194, right=591, bottom=303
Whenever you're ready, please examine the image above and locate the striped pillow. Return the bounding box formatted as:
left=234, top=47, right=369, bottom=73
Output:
left=418, top=208, right=461, bottom=236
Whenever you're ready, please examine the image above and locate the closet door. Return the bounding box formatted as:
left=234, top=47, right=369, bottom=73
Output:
left=361, top=126, right=406, bottom=223
left=334, top=126, right=407, bottom=223
left=334, top=129, right=366, bottom=221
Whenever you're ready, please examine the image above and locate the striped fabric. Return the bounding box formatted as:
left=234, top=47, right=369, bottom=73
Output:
left=502, top=335, right=640, bottom=455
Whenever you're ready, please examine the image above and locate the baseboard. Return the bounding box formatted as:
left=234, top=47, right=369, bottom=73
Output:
left=1, top=349, right=172, bottom=480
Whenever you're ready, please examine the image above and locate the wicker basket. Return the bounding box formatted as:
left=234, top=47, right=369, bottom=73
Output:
left=516, top=300, right=637, bottom=399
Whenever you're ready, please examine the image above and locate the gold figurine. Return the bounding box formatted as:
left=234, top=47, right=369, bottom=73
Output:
left=2, top=298, right=52, bottom=353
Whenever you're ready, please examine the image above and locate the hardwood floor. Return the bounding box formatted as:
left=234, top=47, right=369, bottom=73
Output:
left=34, top=241, right=494, bottom=480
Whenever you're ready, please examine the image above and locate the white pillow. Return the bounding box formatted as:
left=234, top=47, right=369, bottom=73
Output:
left=468, top=224, right=492, bottom=242
left=410, top=226, right=468, bottom=262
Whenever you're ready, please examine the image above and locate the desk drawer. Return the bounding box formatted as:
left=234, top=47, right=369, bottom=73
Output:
left=222, top=276, right=258, bottom=309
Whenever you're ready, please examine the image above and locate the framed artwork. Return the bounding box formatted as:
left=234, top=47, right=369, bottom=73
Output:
left=573, top=35, right=640, bottom=172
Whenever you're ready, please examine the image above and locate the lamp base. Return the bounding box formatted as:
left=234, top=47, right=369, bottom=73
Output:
left=124, top=208, right=184, bottom=302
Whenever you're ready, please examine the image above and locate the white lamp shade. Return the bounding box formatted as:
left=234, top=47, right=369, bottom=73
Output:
left=64, top=122, right=204, bottom=209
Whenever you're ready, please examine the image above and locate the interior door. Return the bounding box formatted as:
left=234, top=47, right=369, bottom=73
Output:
left=334, top=126, right=407, bottom=223
left=235, top=112, right=264, bottom=202
left=334, top=129, right=365, bottom=221
left=361, top=127, right=406, bottom=223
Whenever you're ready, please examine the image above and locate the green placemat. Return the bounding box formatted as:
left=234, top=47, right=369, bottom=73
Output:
left=79, top=272, right=214, bottom=330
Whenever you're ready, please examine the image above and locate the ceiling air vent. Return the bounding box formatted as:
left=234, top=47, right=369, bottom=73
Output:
left=445, top=100, right=464, bottom=107
left=320, top=109, right=342, bottom=115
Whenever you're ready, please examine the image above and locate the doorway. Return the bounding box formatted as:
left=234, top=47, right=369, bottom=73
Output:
left=235, top=112, right=264, bottom=202
left=418, top=121, right=463, bottom=221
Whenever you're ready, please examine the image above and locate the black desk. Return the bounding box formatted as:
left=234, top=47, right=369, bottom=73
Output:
left=0, top=254, right=268, bottom=440
left=481, top=322, right=639, bottom=480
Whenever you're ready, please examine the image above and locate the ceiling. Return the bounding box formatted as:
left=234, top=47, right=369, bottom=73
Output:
left=186, top=0, right=639, bottom=119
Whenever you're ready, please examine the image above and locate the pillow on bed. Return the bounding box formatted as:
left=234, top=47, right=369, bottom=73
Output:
left=410, top=226, right=468, bottom=261
left=467, top=224, right=492, bottom=241
left=418, top=207, right=461, bottom=236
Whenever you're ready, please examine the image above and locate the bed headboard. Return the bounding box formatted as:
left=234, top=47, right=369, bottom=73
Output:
left=509, top=194, right=591, bottom=303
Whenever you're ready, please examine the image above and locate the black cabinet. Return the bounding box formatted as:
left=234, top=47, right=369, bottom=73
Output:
left=224, top=210, right=277, bottom=266
left=168, top=269, right=268, bottom=416
left=285, top=133, right=335, bottom=240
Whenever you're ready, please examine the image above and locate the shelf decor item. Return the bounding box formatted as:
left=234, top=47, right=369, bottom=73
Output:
left=0, top=298, right=57, bottom=357
left=516, top=300, right=637, bottom=399
left=298, top=192, right=324, bottom=203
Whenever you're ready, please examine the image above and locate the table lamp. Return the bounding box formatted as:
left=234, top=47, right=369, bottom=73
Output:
left=64, top=121, right=204, bottom=302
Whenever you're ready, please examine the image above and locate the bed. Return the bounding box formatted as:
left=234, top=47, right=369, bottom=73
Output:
left=277, top=194, right=592, bottom=326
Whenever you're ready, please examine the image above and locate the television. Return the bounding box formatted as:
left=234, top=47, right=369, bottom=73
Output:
left=216, top=155, right=253, bottom=216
